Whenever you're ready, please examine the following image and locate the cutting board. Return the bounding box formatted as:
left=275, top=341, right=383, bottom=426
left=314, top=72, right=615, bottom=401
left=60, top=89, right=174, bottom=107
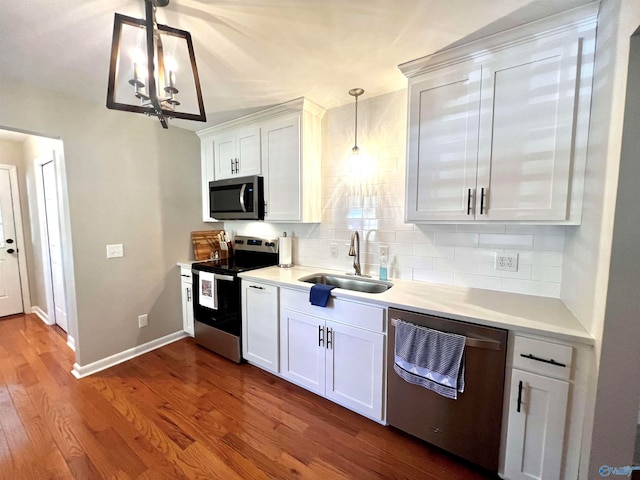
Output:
left=191, top=230, right=227, bottom=260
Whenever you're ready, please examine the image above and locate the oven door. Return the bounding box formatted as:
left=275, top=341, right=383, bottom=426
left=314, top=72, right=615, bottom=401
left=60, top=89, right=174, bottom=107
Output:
left=192, top=270, right=242, bottom=362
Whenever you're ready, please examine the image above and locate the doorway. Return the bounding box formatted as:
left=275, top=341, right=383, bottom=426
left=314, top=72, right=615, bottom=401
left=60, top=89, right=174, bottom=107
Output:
left=39, top=159, right=68, bottom=331
left=0, top=165, right=29, bottom=317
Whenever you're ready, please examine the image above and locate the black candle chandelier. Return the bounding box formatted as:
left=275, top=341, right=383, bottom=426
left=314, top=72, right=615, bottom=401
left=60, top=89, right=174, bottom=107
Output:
left=106, top=0, right=206, bottom=128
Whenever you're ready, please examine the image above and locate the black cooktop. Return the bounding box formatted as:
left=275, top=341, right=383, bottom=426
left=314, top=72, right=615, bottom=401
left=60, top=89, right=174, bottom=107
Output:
left=192, top=235, right=279, bottom=275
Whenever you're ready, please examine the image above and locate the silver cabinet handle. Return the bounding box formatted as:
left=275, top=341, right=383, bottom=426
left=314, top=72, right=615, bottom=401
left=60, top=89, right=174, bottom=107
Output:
left=318, top=325, right=324, bottom=347
left=249, top=285, right=265, bottom=290
left=326, top=328, right=333, bottom=349
left=467, top=188, right=472, bottom=215
left=186, top=287, right=191, bottom=302
left=239, top=184, right=247, bottom=212
left=480, top=187, right=486, bottom=215
left=230, top=158, right=235, bottom=174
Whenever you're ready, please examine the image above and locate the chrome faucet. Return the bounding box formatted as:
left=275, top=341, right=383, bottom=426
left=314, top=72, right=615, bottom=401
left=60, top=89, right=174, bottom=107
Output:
left=348, top=231, right=362, bottom=276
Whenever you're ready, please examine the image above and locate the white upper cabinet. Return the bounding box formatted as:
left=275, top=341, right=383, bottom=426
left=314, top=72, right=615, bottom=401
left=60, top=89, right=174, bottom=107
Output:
left=401, top=6, right=596, bottom=224
left=213, top=127, right=261, bottom=180
left=406, top=62, right=482, bottom=222
left=197, top=97, right=324, bottom=223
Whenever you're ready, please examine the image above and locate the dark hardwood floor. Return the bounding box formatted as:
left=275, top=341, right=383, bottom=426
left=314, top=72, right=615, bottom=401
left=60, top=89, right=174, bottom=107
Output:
left=0, top=314, right=498, bottom=479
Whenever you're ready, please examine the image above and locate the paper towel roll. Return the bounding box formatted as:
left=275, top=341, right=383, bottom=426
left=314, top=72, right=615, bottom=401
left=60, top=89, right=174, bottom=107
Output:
left=278, top=236, right=293, bottom=267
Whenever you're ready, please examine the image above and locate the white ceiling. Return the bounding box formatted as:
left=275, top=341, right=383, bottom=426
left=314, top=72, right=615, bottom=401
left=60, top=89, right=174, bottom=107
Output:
left=0, top=0, right=594, bottom=131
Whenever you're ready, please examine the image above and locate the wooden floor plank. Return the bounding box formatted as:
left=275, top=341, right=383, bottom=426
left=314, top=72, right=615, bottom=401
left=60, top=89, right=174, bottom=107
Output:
left=0, top=314, right=498, bottom=479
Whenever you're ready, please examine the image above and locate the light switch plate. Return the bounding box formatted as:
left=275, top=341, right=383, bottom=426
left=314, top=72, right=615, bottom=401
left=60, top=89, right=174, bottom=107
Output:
left=106, top=244, right=124, bottom=258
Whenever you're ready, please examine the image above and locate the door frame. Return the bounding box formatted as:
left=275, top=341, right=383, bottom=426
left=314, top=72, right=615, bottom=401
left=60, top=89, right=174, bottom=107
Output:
left=33, top=157, right=57, bottom=327
left=0, top=164, right=31, bottom=314
left=33, top=147, right=77, bottom=350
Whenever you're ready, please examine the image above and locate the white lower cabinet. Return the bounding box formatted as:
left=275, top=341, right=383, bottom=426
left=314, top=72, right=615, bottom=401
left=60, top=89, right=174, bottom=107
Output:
left=180, top=267, right=194, bottom=336
left=502, top=336, right=573, bottom=480
left=241, top=280, right=279, bottom=373
left=279, top=289, right=386, bottom=422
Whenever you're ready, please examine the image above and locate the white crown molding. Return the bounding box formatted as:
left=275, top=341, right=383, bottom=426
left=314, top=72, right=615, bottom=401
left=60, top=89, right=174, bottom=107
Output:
left=398, top=2, right=599, bottom=78
left=196, top=97, right=326, bottom=137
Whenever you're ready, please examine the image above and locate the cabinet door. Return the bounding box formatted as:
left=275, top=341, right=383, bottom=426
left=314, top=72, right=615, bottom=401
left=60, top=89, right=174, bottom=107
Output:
left=242, top=281, right=279, bottom=373
left=325, top=320, right=384, bottom=421
left=405, top=62, right=481, bottom=222
left=503, top=369, right=569, bottom=480
left=262, top=115, right=301, bottom=222
left=476, top=33, right=580, bottom=221
left=236, top=127, right=261, bottom=177
left=213, top=132, right=237, bottom=180
left=180, top=269, right=194, bottom=336
left=279, top=308, right=325, bottom=396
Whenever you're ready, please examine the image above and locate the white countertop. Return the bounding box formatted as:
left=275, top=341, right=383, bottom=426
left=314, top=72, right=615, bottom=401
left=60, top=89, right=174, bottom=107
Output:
left=239, top=265, right=593, bottom=345
left=177, top=261, right=196, bottom=269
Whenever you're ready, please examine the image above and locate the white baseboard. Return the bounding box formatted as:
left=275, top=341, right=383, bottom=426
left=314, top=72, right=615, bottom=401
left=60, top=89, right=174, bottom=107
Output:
left=71, top=330, right=189, bottom=379
left=66, top=335, right=76, bottom=352
left=32, top=306, right=54, bottom=325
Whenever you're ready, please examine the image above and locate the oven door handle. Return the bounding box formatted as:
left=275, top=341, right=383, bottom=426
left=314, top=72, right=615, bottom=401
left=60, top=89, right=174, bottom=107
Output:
left=215, top=274, right=235, bottom=282
left=191, top=271, right=235, bottom=282
left=390, top=317, right=501, bottom=350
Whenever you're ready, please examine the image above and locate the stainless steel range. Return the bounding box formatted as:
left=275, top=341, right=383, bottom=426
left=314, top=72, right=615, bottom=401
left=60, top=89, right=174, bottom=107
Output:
left=191, top=235, right=278, bottom=362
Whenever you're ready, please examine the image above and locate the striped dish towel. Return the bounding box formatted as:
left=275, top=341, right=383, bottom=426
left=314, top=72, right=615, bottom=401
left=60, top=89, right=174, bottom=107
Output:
left=394, top=319, right=466, bottom=399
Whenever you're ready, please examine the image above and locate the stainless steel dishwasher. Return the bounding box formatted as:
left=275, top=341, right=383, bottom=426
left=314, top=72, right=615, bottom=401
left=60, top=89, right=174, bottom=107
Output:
left=387, top=308, right=508, bottom=473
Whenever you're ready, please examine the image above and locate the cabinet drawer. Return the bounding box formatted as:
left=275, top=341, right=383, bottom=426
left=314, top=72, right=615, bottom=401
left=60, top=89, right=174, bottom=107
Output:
left=513, top=336, right=572, bottom=380
left=180, top=267, right=192, bottom=284
left=280, top=288, right=385, bottom=333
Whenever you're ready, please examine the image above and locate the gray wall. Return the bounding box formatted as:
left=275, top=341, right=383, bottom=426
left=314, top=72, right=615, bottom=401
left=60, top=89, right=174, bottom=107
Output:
left=0, top=76, right=206, bottom=365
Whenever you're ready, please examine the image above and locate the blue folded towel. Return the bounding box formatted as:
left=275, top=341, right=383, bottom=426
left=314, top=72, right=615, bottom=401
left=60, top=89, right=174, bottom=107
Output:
left=394, top=319, right=466, bottom=399
left=309, top=284, right=335, bottom=307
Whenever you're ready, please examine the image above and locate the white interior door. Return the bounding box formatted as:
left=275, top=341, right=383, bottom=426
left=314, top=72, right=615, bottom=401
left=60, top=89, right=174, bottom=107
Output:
left=0, top=169, right=23, bottom=316
left=42, top=161, right=67, bottom=331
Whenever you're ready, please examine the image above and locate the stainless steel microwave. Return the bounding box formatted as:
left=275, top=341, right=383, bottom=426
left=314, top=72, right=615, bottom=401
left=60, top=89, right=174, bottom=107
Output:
left=209, top=175, right=265, bottom=220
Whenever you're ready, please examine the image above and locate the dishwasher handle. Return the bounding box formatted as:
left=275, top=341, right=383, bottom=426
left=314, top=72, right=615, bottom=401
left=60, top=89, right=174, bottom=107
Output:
left=390, top=317, right=502, bottom=351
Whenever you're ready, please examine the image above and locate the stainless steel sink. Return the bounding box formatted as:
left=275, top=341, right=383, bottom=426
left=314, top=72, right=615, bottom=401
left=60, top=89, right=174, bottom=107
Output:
left=299, top=273, right=393, bottom=294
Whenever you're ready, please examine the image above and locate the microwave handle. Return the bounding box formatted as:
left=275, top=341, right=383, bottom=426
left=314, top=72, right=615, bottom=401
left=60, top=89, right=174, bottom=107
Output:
left=239, top=184, right=247, bottom=212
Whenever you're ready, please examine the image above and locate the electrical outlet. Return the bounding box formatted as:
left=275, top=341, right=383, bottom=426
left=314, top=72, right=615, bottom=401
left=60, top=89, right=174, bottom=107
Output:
left=495, top=253, right=518, bottom=272
left=330, top=243, right=338, bottom=258
left=138, top=314, right=148, bottom=328
left=106, top=244, right=124, bottom=258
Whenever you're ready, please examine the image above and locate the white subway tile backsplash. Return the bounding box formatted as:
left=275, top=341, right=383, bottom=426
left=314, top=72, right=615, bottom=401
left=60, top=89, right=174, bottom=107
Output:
left=477, top=262, right=533, bottom=279
left=433, top=258, right=479, bottom=274
left=413, top=244, right=455, bottom=259
left=248, top=90, right=567, bottom=299
left=453, top=246, right=497, bottom=262
left=454, top=273, right=503, bottom=291
left=456, top=224, right=507, bottom=234
left=531, top=265, right=563, bottom=283
left=479, top=233, right=533, bottom=250
left=394, top=255, right=434, bottom=270
left=434, top=232, right=480, bottom=247
left=517, top=250, right=563, bottom=267
left=396, top=230, right=435, bottom=244
left=533, top=235, right=565, bottom=251
left=413, top=269, right=454, bottom=285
